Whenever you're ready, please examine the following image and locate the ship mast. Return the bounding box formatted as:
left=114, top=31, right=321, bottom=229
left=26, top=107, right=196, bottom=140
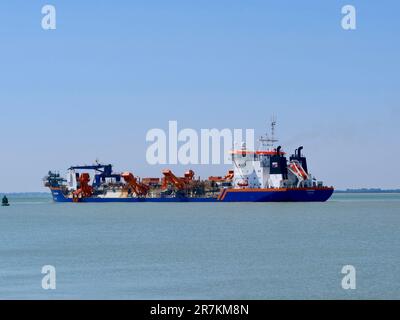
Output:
left=259, top=116, right=278, bottom=149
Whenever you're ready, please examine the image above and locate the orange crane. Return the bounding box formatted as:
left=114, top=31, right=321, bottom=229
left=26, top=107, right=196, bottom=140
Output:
left=224, top=170, right=234, bottom=180
left=183, top=170, right=195, bottom=182
left=121, top=172, right=150, bottom=196
left=162, top=169, right=190, bottom=190
left=73, top=173, right=93, bottom=200
left=208, top=170, right=234, bottom=182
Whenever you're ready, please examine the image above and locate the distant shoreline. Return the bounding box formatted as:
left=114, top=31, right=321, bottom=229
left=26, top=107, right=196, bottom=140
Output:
left=0, top=192, right=51, bottom=197
left=335, top=189, right=400, bottom=194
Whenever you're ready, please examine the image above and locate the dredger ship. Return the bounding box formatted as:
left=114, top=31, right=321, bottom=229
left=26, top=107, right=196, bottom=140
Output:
left=44, top=124, right=334, bottom=203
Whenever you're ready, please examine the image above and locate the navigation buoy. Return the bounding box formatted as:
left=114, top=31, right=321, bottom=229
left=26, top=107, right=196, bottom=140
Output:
left=1, top=195, right=10, bottom=207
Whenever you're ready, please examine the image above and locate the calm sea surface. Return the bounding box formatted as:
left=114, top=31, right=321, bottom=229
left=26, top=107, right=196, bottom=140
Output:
left=0, top=193, right=399, bottom=299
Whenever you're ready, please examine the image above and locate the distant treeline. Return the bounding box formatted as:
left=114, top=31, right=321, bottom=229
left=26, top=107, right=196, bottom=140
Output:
left=335, top=188, right=400, bottom=193
left=0, top=192, right=51, bottom=197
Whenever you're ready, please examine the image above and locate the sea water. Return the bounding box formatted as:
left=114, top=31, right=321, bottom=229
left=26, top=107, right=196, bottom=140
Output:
left=0, top=193, right=399, bottom=299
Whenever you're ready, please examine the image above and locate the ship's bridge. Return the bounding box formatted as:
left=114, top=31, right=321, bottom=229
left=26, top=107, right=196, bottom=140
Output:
left=230, top=143, right=287, bottom=189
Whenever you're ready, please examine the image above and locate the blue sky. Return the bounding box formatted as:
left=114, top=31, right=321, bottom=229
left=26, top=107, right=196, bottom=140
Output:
left=0, top=0, right=399, bottom=191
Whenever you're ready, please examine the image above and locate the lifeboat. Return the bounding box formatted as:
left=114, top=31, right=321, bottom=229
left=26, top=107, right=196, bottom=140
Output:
left=289, top=161, right=308, bottom=180
left=237, top=180, right=249, bottom=187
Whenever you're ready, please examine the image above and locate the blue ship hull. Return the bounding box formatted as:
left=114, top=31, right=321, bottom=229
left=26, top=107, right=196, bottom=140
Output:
left=50, top=187, right=334, bottom=203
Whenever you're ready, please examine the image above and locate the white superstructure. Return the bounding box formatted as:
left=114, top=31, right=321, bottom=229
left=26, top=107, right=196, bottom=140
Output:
left=231, top=119, right=318, bottom=189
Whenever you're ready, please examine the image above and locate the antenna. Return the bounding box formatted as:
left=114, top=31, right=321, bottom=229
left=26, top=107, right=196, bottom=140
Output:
left=270, top=115, right=277, bottom=144
left=258, top=115, right=278, bottom=148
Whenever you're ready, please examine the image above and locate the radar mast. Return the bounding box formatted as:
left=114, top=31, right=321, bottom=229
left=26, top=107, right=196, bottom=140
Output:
left=259, top=116, right=278, bottom=149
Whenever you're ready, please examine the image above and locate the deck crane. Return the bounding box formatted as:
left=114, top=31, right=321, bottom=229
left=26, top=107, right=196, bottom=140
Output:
left=73, top=173, right=93, bottom=201
left=208, top=170, right=234, bottom=182
left=162, top=169, right=195, bottom=190
left=224, top=170, right=234, bottom=180
left=183, top=170, right=195, bottom=182
left=121, top=172, right=150, bottom=196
